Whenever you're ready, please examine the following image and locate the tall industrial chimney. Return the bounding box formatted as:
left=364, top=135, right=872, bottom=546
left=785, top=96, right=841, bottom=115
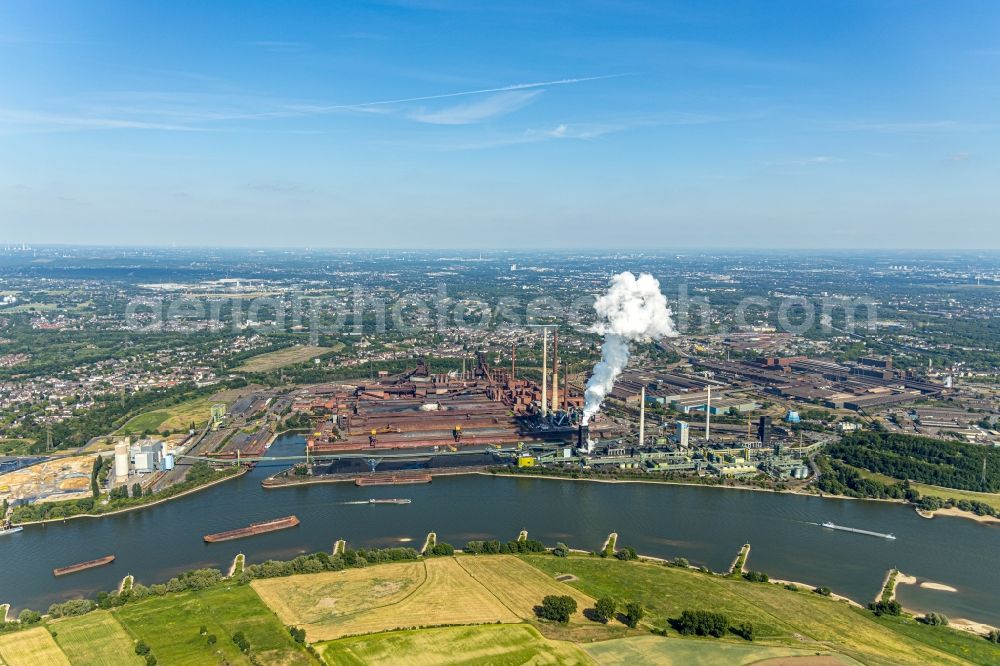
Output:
left=704, top=385, right=712, bottom=441
left=639, top=386, right=646, bottom=447
left=551, top=330, right=559, bottom=411
left=578, top=423, right=590, bottom=451
left=541, top=329, right=548, bottom=416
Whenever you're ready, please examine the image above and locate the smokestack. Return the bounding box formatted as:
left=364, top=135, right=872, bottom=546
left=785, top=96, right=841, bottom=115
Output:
left=541, top=329, right=548, bottom=416
left=511, top=342, right=516, bottom=383
left=578, top=423, right=590, bottom=450
left=563, top=365, right=568, bottom=412
left=551, top=330, right=559, bottom=412
left=705, top=385, right=712, bottom=441
left=639, top=386, right=645, bottom=447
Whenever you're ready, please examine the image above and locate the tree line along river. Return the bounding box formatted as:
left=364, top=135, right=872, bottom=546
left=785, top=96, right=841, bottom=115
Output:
left=1, top=434, right=997, bottom=626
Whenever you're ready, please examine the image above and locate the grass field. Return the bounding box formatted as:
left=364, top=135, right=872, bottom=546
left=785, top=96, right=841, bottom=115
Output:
left=50, top=611, right=142, bottom=666
left=236, top=345, right=337, bottom=372
left=113, top=584, right=313, bottom=666
left=317, top=624, right=592, bottom=665
left=855, top=468, right=1000, bottom=511
left=117, top=387, right=255, bottom=435
left=0, top=627, right=70, bottom=666
left=521, top=555, right=993, bottom=666
left=581, top=635, right=861, bottom=665
left=910, top=483, right=1000, bottom=511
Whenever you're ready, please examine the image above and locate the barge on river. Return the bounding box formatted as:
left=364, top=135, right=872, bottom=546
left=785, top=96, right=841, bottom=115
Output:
left=53, top=555, right=115, bottom=576
left=822, top=521, right=896, bottom=540
left=203, top=515, right=300, bottom=543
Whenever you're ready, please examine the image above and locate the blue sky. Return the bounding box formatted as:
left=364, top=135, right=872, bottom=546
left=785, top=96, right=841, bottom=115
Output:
left=1, top=1, right=998, bottom=249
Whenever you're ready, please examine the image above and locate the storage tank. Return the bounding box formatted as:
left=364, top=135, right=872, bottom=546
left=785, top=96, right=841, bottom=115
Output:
left=163, top=454, right=175, bottom=471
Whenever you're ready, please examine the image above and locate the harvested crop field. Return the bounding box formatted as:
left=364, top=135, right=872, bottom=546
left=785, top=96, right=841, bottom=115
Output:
left=455, top=555, right=593, bottom=623
left=252, top=561, right=426, bottom=626
left=0, top=627, right=70, bottom=666
left=254, top=557, right=520, bottom=641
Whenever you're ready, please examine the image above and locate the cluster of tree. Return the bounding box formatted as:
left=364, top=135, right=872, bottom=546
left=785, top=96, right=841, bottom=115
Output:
left=869, top=599, right=902, bottom=616
left=232, top=631, right=251, bottom=653
left=920, top=612, right=949, bottom=626
left=827, top=432, right=1000, bottom=493
left=288, top=626, right=306, bottom=644
left=917, top=495, right=997, bottom=518
left=46, top=599, right=96, bottom=618
left=246, top=547, right=419, bottom=579
left=742, top=571, right=769, bottom=583
left=463, top=539, right=546, bottom=555
left=281, top=412, right=313, bottom=430
left=537, top=595, right=577, bottom=624
left=815, top=457, right=914, bottom=500
left=552, top=542, right=570, bottom=557
left=134, top=640, right=157, bottom=666
left=814, top=586, right=832, bottom=596
left=426, top=542, right=455, bottom=556
left=16, top=609, right=41, bottom=625
left=608, top=545, right=637, bottom=561
left=674, top=609, right=730, bottom=638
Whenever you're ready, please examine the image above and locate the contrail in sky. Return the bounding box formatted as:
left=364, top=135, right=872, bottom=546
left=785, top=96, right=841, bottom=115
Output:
left=317, top=74, right=630, bottom=111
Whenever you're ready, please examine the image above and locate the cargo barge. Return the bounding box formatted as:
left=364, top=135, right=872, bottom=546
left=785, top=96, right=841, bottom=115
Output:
left=355, top=472, right=432, bottom=486
left=203, top=515, right=300, bottom=543
left=822, top=521, right=896, bottom=540
left=53, top=555, right=115, bottom=576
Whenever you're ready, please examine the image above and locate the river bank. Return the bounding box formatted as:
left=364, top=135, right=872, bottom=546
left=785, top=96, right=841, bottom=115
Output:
left=11, top=466, right=248, bottom=527
left=918, top=506, right=1000, bottom=525
left=488, top=470, right=1000, bottom=526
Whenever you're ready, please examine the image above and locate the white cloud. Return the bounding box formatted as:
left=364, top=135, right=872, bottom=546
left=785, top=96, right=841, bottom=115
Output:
left=409, top=90, right=541, bottom=125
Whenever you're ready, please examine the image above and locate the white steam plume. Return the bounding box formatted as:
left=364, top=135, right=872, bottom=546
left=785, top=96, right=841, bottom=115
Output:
left=582, top=272, right=676, bottom=425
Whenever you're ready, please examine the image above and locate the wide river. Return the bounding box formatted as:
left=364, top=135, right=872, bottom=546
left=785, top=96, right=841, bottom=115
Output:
left=2, top=435, right=998, bottom=625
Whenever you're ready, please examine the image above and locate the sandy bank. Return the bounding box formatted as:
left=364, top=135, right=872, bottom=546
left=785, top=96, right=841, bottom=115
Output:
left=928, top=507, right=1000, bottom=525
left=919, top=581, right=958, bottom=592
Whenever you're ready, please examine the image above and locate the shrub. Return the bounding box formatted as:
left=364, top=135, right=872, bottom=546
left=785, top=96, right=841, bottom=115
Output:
left=920, top=612, right=949, bottom=626
left=206, top=634, right=217, bottom=646
left=289, top=626, right=306, bottom=643
left=615, top=546, right=638, bottom=561
left=987, top=629, right=1000, bottom=644
left=552, top=542, right=570, bottom=558
left=742, top=571, right=769, bottom=583
left=594, top=597, right=616, bottom=624
left=784, top=583, right=799, bottom=592
left=869, top=600, right=902, bottom=616
left=671, top=557, right=689, bottom=568
left=428, top=542, right=455, bottom=557
left=623, top=601, right=644, bottom=628
left=199, top=625, right=207, bottom=636
left=733, top=621, right=755, bottom=641
left=134, top=640, right=150, bottom=656
left=145, top=655, right=157, bottom=666
left=47, top=599, right=95, bottom=618
left=232, top=631, right=250, bottom=652
left=814, top=586, right=832, bottom=596
left=17, top=609, right=41, bottom=625
left=537, top=595, right=577, bottom=623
